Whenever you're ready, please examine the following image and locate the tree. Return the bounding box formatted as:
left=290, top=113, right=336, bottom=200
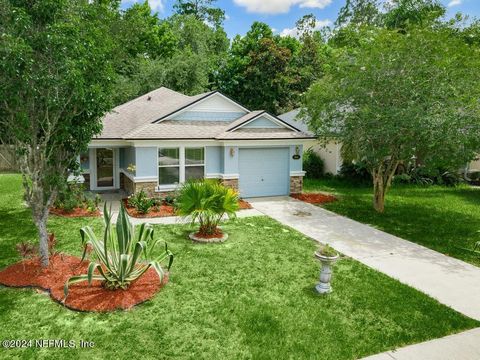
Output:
left=112, top=12, right=229, bottom=105
left=383, top=0, right=445, bottom=30
left=0, top=0, right=116, bottom=266
left=119, top=2, right=177, bottom=61
left=288, top=14, right=329, bottom=109
left=303, top=26, right=480, bottom=212
left=173, top=0, right=225, bottom=28
left=216, top=22, right=296, bottom=113
left=335, top=0, right=382, bottom=28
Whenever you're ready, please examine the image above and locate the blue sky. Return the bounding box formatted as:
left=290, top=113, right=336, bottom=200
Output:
left=120, top=0, right=480, bottom=38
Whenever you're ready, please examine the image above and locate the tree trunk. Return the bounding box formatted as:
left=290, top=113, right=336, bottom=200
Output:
left=371, top=159, right=400, bottom=213
left=28, top=182, right=56, bottom=268
left=34, top=212, right=50, bottom=267
left=373, top=174, right=386, bottom=213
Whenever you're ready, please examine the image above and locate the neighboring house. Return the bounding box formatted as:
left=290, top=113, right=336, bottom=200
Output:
left=278, top=109, right=343, bottom=175
left=79, top=87, right=314, bottom=198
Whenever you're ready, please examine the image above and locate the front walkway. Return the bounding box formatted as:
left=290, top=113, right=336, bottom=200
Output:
left=362, top=328, right=480, bottom=360
left=249, top=197, right=480, bottom=321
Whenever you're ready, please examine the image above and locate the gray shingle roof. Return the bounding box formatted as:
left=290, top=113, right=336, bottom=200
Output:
left=96, top=87, right=315, bottom=141
left=277, top=108, right=312, bottom=134
left=216, top=128, right=313, bottom=140
left=125, top=121, right=229, bottom=139
left=98, top=87, right=211, bottom=139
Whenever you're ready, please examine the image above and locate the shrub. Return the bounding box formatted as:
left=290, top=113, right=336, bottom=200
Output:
left=303, top=148, right=324, bottom=179
left=54, top=182, right=100, bottom=212
left=64, top=203, right=173, bottom=296
left=163, top=194, right=176, bottom=206
left=395, top=166, right=461, bottom=187
left=339, top=161, right=371, bottom=183
left=176, top=180, right=239, bottom=236
left=128, top=190, right=156, bottom=214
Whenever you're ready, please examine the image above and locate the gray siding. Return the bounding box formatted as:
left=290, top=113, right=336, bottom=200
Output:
left=206, top=146, right=223, bottom=174
left=172, top=111, right=245, bottom=122
left=135, top=147, right=157, bottom=177
left=289, top=145, right=303, bottom=172
left=243, top=116, right=282, bottom=128
left=223, top=146, right=239, bottom=175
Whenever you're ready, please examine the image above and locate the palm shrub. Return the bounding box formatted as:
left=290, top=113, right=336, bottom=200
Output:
left=64, top=203, right=173, bottom=297
left=176, top=180, right=239, bottom=236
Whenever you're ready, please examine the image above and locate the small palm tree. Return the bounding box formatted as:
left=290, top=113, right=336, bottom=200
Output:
left=176, top=180, right=239, bottom=236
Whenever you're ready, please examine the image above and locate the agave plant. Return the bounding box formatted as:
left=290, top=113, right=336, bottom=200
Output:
left=176, top=180, right=239, bottom=236
left=64, top=203, right=173, bottom=297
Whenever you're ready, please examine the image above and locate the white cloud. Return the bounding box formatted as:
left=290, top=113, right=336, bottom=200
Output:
left=121, top=0, right=165, bottom=12
left=233, top=0, right=332, bottom=14
left=448, top=0, right=462, bottom=7
left=280, top=19, right=332, bottom=38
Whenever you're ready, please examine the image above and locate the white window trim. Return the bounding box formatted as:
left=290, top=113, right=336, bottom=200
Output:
left=156, top=146, right=206, bottom=191
left=90, top=147, right=120, bottom=191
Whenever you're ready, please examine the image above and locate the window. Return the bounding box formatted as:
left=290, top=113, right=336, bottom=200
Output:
left=79, top=152, right=89, bottom=173
left=158, top=148, right=180, bottom=185
left=158, top=147, right=205, bottom=187
left=185, top=148, right=205, bottom=181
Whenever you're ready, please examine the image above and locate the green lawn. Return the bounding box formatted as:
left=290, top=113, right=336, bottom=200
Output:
left=0, top=174, right=477, bottom=359
left=305, top=178, right=480, bottom=267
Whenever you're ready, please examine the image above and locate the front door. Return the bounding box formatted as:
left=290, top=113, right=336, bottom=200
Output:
left=95, top=148, right=116, bottom=190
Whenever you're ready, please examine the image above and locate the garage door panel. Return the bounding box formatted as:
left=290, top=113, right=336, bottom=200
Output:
left=238, top=148, right=289, bottom=198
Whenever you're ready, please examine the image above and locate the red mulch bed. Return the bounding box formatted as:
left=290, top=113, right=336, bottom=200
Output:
left=238, top=199, right=252, bottom=210
left=49, top=207, right=100, bottom=218
left=0, top=254, right=168, bottom=312
left=291, top=193, right=337, bottom=205
left=123, top=198, right=252, bottom=218
left=194, top=228, right=224, bottom=239
left=123, top=199, right=175, bottom=218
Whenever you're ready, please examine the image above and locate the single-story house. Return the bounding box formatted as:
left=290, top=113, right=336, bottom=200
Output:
left=278, top=109, right=342, bottom=175
left=79, top=87, right=314, bottom=198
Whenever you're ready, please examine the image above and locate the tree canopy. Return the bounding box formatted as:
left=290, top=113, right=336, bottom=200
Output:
left=304, top=5, right=480, bottom=212
left=215, top=17, right=329, bottom=114
left=0, top=0, right=117, bottom=265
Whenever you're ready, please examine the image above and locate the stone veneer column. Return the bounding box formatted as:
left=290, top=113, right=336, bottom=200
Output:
left=122, top=174, right=136, bottom=195
left=290, top=176, right=303, bottom=194
left=221, top=178, right=239, bottom=192
left=134, top=182, right=157, bottom=198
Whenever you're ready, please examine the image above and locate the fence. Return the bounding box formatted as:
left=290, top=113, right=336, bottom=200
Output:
left=0, top=145, right=17, bottom=172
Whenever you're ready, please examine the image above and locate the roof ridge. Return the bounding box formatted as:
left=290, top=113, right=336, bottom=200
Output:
left=111, top=87, right=188, bottom=113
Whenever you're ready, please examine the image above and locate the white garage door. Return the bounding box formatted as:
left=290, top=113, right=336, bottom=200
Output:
left=238, top=148, right=290, bottom=198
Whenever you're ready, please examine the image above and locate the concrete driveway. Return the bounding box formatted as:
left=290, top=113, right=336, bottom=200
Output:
left=249, top=197, right=480, bottom=321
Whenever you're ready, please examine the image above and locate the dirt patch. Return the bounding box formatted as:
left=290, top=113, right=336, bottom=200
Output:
left=291, top=193, right=337, bottom=205
left=49, top=207, right=100, bottom=218
left=238, top=200, right=252, bottom=210
left=123, top=199, right=175, bottom=218
left=0, top=254, right=167, bottom=312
